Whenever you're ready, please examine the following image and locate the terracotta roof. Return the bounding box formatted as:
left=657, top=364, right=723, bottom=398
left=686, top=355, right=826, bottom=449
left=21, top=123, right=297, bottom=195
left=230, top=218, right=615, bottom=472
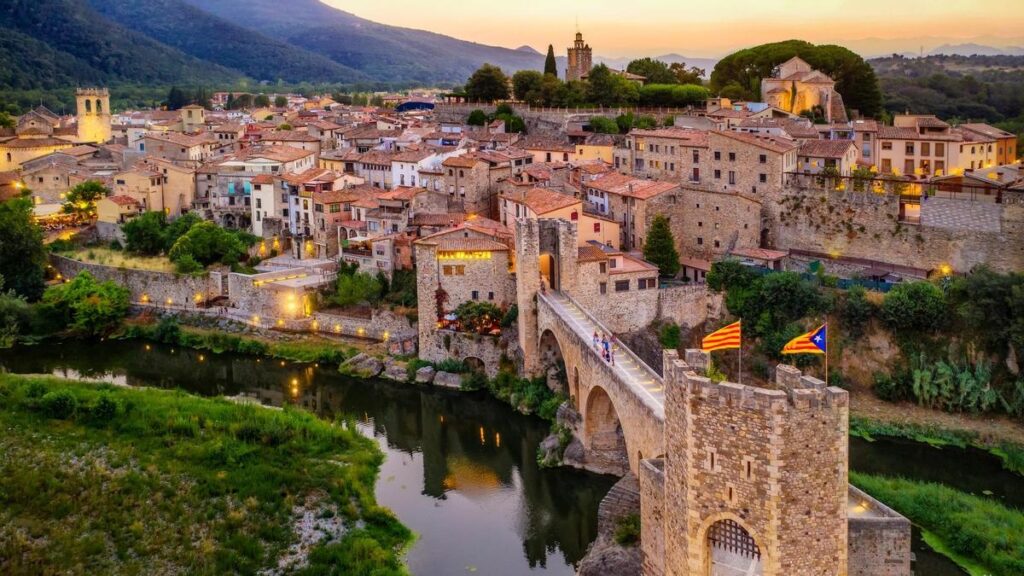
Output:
left=501, top=187, right=579, bottom=215
left=351, top=196, right=380, bottom=209
left=229, top=145, right=315, bottom=163
left=106, top=195, right=141, bottom=207
left=578, top=244, right=609, bottom=262
left=442, top=155, right=485, bottom=169
left=959, top=123, right=1014, bottom=140
left=144, top=131, right=217, bottom=147
left=260, top=130, right=318, bottom=143
left=376, top=186, right=421, bottom=201
left=630, top=128, right=708, bottom=147
left=877, top=126, right=962, bottom=142
left=798, top=140, right=857, bottom=159
left=250, top=174, right=275, bottom=185
left=0, top=137, right=74, bottom=149
left=731, top=247, right=789, bottom=261
left=391, top=149, right=434, bottom=163
left=521, top=137, right=575, bottom=152
left=711, top=130, right=798, bottom=154
left=313, top=188, right=361, bottom=204
left=586, top=173, right=679, bottom=199
left=412, top=213, right=466, bottom=227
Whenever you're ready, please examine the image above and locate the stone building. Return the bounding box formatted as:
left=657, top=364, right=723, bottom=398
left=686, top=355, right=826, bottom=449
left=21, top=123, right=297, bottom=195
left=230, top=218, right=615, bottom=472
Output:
left=618, top=128, right=709, bottom=184
left=566, top=31, right=593, bottom=82
left=646, top=186, right=763, bottom=259
left=581, top=173, right=681, bottom=250
left=761, top=56, right=847, bottom=123
left=441, top=155, right=491, bottom=215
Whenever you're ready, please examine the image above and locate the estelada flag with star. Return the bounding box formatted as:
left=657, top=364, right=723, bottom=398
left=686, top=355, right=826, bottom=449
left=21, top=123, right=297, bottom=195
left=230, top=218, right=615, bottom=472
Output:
left=701, top=320, right=741, bottom=352
left=781, top=324, right=827, bottom=355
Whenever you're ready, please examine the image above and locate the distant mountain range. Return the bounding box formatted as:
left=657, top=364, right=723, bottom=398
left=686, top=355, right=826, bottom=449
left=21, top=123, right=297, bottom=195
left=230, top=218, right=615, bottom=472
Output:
left=927, top=43, right=1024, bottom=57
left=0, top=0, right=725, bottom=90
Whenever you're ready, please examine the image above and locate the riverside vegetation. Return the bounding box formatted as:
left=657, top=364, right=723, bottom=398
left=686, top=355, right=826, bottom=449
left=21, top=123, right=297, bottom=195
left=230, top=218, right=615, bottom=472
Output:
left=0, top=373, right=412, bottom=575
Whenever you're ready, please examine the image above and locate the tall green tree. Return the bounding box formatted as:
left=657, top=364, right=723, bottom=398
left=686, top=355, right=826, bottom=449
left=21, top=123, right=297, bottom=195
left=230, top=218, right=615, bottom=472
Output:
left=63, top=180, right=109, bottom=218
left=626, top=58, right=677, bottom=84
left=122, top=211, right=168, bottom=256
left=274, top=95, right=288, bottom=107
left=464, top=64, right=510, bottom=103
left=512, top=70, right=544, bottom=103
left=254, top=94, right=271, bottom=107
left=669, top=62, right=704, bottom=85
left=643, top=215, right=680, bottom=277
left=0, top=198, right=46, bottom=300
left=544, top=45, right=558, bottom=77
left=166, top=86, right=189, bottom=110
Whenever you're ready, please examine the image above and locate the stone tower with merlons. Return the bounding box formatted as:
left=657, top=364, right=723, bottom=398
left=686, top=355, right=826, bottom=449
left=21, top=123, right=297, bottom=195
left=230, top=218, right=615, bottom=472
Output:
left=566, top=31, right=593, bottom=82
left=76, top=88, right=111, bottom=144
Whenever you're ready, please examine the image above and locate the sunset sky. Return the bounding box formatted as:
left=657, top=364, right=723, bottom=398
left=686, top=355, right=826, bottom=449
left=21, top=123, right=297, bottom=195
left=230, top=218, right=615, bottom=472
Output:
left=323, top=0, right=1024, bottom=58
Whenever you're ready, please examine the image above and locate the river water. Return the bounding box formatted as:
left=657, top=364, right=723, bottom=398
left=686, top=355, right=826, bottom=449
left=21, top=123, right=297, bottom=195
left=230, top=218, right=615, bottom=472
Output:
left=4, top=340, right=1020, bottom=575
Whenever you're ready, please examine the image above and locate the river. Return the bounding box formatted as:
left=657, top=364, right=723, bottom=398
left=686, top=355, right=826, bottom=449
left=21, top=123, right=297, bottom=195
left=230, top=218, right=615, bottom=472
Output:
left=5, top=340, right=1020, bottom=575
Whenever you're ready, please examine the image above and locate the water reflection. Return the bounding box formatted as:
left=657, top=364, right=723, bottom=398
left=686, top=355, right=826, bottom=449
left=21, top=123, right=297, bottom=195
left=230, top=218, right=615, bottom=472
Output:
left=0, top=341, right=616, bottom=575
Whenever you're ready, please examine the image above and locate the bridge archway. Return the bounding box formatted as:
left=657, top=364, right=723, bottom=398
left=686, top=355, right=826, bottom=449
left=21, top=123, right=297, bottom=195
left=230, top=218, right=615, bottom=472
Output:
left=539, top=329, right=567, bottom=394
left=582, top=385, right=629, bottom=474
left=463, top=356, right=486, bottom=374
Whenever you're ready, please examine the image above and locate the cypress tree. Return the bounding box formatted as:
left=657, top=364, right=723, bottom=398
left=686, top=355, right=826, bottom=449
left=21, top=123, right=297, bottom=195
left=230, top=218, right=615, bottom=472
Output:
left=643, top=214, right=681, bottom=277
left=544, top=44, right=558, bottom=77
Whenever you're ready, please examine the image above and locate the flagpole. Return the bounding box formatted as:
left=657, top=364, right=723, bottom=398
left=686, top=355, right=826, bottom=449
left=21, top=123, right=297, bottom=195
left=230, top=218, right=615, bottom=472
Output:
left=824, top=324, right=829, bottom=387
left=738, top=343, right=742, bottom=385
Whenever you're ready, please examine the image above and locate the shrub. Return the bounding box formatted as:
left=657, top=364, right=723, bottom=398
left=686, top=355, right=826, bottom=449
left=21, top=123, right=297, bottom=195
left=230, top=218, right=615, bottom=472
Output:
left=330, top=272, right=382, bottom=307
left=614, top=514, right=641, bottom=546
left=500, top=304, right=519, bottom=328
left=435, top=358, right=468, bottom=373
left=41, top=389, right=78, bottom=419
left=152, top=317, right=182, bottom=344
left=658, top=323, right=681, bottom=349
left=841, top=285, right=874, bottom=338
left=90, top=395, right=119, bottom=423
left=880, top=281, right=947, bottom=334
left=40, top=271, right=131, bottom=335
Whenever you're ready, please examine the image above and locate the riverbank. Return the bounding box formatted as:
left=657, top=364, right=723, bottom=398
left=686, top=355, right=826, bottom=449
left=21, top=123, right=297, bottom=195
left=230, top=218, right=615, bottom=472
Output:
left=0, top=373, right=413, bottom=575
left=851, top=472, right=1024, bottom=576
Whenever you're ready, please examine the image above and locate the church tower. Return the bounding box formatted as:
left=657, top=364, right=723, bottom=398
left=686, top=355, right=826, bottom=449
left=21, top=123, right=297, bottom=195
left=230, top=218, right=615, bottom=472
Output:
left=566, top=32, right=592, bottom=82
left=76, top=88, right=111, bottom=144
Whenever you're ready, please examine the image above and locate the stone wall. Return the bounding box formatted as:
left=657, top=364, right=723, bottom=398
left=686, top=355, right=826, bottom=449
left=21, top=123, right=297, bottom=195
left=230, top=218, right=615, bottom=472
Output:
left=51, top=254, right=222, bottom=308
left=646, top=185, right=763, bottom=259
left=847, top=486, right=912, bottom=576
left=773, top=187, right=1024, bottom=273
left=312, top=309, right=415, bottom=343
left=419, top=330, right=506, bottom=378
left=639, top=459, right=666, bottom=576
left=656, top=284, right=722, bottom=329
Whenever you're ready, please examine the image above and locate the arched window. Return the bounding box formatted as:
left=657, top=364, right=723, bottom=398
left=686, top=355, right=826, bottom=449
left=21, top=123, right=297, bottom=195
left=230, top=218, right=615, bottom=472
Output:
left=84, top=99, right=92, bottom=114
left=96, top=99, right=103, bottom=114
left=5, top=153, right=11, bottom=163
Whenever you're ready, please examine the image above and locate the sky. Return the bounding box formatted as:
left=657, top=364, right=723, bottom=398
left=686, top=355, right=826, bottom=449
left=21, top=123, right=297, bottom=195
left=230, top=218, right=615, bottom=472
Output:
left=322, top=0, right=1024, bottom=58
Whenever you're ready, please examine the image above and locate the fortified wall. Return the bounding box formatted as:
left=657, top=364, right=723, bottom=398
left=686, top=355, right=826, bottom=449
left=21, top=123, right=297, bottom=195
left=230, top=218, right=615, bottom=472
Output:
left=771, top=186, right=1024, bottom=273
left=639, top=349, right=910, bottom=576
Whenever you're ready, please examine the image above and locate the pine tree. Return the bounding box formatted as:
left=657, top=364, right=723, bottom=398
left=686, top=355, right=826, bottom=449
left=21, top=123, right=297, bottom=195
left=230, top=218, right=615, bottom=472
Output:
left=643, top=214, right=680, bottom=277
left=544, top=45, right=558, bottom=77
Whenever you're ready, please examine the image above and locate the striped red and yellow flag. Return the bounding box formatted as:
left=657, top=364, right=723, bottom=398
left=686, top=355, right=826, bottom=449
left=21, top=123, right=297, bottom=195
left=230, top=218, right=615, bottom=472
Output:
left=701, top=320, right=741, bottom=352
left=781, top=324, right=827, bottom=355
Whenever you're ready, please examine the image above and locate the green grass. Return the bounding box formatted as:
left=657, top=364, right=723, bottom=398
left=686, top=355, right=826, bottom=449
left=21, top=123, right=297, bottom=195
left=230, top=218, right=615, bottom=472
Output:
left=850, top=416, right=1024, bottom=476
left=851, top=472, right=1024, bottom=576
left=0, top=374, right=412, bottom=576
left=921, top=530, right=994, bottom=576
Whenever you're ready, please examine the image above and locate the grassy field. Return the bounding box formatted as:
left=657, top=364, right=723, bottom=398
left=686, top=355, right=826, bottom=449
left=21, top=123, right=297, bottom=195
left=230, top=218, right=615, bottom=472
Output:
left=0, top=374, right=412, bottom=576
left=58, top=246, right=177, bottom=273
left=851, top=472, right=1024, bottom=576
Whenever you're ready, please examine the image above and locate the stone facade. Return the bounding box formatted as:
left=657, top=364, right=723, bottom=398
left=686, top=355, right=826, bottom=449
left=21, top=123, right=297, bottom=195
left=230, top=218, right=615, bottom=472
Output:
left=847, top=486, right=912, bottom=576
left=646, top=186, right=763, bottom=259
left=646, top=350, right=852, bottom=576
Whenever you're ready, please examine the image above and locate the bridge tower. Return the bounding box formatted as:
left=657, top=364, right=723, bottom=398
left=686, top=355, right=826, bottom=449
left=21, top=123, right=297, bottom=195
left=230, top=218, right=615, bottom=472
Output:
left=641, top=350, right=849, bottom=576
left=76, top=88, right=111, bottom=144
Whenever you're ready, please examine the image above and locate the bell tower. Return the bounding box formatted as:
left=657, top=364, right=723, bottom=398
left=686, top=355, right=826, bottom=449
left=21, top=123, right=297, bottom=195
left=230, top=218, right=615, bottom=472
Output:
left=76, top=88, right=111, bottom=144
left=566, top=31, right=592, bottom=82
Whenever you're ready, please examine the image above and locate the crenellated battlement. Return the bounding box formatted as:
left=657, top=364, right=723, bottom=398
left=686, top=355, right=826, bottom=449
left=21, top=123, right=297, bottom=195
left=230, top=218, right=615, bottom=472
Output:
left=663, top=348, right=848, bottom=415
left=76, top=87, right=109, bottom=97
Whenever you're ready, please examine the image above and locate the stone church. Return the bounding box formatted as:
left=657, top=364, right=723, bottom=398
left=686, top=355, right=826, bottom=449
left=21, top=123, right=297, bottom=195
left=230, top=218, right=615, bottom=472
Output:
left=761, top=56, right=847, bottom=122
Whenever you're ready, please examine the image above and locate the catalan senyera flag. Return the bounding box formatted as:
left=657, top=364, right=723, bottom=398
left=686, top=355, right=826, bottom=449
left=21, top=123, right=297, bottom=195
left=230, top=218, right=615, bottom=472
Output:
left=701, top=320, right=742, bottom=352
left=781, top=324, right=828, bottom=355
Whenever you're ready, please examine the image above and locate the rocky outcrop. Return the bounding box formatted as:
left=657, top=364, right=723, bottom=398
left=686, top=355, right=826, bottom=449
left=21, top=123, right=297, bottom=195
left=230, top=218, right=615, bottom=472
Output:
left=381, top=358, right=408, bottom=382
left=578, top=474, right=643, bottom=576
left=338, top=353, right=383, bottom=378
left=432, top=371, right=463, bottom=389
left=414, top=366, right=436, bottom=384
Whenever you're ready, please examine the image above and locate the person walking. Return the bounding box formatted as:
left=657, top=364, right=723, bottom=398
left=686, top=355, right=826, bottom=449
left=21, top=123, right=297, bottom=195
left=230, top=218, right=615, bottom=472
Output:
left=601, top=334, right=610, bottom=363
left=592, top=330, right=600, bottom=350
left=610, top=337, right=616, bottom=366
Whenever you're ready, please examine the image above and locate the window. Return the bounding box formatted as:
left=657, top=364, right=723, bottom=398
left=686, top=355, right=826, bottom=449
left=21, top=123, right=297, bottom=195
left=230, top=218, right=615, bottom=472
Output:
left=443, top=265, right=453, bottom=275
left=759, top=154, right=766, bottom=164
left=759, top=173, right=767, bottom=183
left=697, top=237, right=703, bottom=245
left=570, top=210, right=578, bottom=221
left=693, top=150, right=699, bottom=163
left=935, top=142, right=945, bottom=156
left=728, top=171, right=736, bottom=185
left=599, top=262, right=607, bottom=274
left=614, top=280, right=630, bottom=292
left=714, top=169, right=721, bottom=180
left=488, top=291, right=494, bottom=300
left=905, top=142, right=914, bottom=155
left=471, top=290, right=479, bottom=300
left=714, top=240, right=720, bottom=248
left=599, top=282, right=607, bottom=294
left=882, top=141, right=892, bottom=151
left=862, top=133, right=872, bottom=142
left=638, top=278, right=656, bottom=290
left=698, top=221, right=703, bottom=227
left=921, top=142, right=930, bottom=156
left=593, top=222, right=601, bottom=232
left=455, top=265, right=465, bottom=275
left=714, top=151, right=721, bottom=161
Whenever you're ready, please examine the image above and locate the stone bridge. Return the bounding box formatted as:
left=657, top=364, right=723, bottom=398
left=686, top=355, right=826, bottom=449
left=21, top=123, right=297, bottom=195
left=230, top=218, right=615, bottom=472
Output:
left=537, top=290, right=666, bottom=475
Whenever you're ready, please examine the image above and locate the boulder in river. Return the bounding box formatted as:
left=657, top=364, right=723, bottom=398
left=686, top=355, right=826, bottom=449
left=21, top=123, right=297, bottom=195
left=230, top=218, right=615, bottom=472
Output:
left=339, top=353, right=384, bottom=378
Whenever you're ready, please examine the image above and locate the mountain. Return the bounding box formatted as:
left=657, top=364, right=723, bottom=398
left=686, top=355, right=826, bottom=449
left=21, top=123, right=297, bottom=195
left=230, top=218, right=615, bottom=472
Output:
left=84, top=0, right=367, bottom=83
left=0, top=0, right=240, bottom=89
left=178, top=0, right=547, bottom=83
left=928, top=43, right=1024, bottom=57
left=516, top=46, right=543, bottom=55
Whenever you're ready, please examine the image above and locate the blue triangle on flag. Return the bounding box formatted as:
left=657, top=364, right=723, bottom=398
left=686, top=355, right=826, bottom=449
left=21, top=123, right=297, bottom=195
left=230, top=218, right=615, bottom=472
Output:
left=811, top=324, right=827, bottom=353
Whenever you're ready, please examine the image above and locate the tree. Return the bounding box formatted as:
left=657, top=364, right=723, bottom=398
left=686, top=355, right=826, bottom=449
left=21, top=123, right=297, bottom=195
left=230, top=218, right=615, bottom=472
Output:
left=0, top=198, right=46, bottom=300
left=254, top=94, right=271, bottom=107
left=166, top=86, right=189, bottom=110
left=0, top=111, right=14, bottom=130
left=168, top=221, right=253, bottom=268
left=880, top=281, right=948, bottom=334
left=465, top=64, right=510, bottom=103
left=544, top=45, right=558, bottom=77
left=331, top=272, right=382, bottom=307
left=512, top=70, right=544, bottom=103
left=274, top=95, right=288, bottom=107
left=589, top=116, right=619, bottom=134
left=587, top=65, right=639, bottom=107
left=122, top=211, right=168, bottom=255
left=643, top=215, right=680, bottom=277
left=163, top=212, right=201, bottom=249
left=63, top=180, right=109, bottom=218
left=669, top=62, right=704, bottom=85
left=40, top=271, right=130, bottom=336
left=626, top=58, right=677, bottom=85
left=467, top=109, right=488, bottom=126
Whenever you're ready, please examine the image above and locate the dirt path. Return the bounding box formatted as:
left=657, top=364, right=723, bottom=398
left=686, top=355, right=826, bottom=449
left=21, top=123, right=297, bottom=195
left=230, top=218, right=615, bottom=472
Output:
left=849, top=385, right=1024, bottom=446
